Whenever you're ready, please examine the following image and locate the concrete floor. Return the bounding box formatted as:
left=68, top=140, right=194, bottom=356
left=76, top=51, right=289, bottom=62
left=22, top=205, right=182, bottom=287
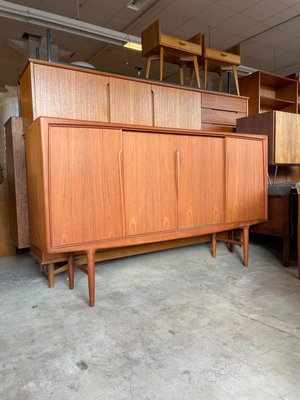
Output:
left=0, top=239, right=300, bottom=400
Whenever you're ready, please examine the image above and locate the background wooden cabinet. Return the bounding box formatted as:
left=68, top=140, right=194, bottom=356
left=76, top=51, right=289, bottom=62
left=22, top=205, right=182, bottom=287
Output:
left=5, top=117, right=29, bottom=248
left=237, top=111, right=300, bottom=165
left=239, top=71, right=298, bottom=116
left=19, top=60, right=248, bottom=132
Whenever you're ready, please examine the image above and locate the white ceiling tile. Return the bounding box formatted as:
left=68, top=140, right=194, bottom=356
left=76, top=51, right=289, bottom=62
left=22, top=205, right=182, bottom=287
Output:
left=8, top=0, right=41, bottom=7
left=237, top=21, right=270, bottom=41
left=82, top=0, right=128, bottom=14
left=77, top=5, right=113, bottom=26
left=172, top=20, right=210, bottom=39
left=263, top=7, right=299, bottom=27
left=38, top=0, right=78, bottom=19
left=216, top=0, right=261, bottom=12
left=105, top=15, right=133, bottom=31
left=242, top=0, right=289, bottom=22
left=207, top=28, right=235, bottom=47
left=168, top=0, right=215, bottom=18
left=277, top=17, right=300, bottom=35
left=218, top=13, right=259, bottom=34
left=194, top=3, right=237, bottom=27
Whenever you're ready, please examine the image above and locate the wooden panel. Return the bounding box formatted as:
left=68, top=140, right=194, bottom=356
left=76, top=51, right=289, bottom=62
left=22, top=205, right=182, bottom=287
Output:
left=178, top=135, right=224, bottom=227
left=236, top=112, right=275, bottom=164
left=226, top=138, right=267, bottom=223
left=275, top=112, right=300, bottom=164
left=152, top=85, right=201, bottom=129
left=18, top=64, right=34, bottom=126
left=122, top=131, right=177, bottom=236
left=202, top=92, right=247, bottom=113
left=48, top=127, right=123, bottom=248
left=201, top=123, right=235, bottom=132
left=202, top=108, right=246, bottom=126
left=0, top=182, right=16, bottom=256
left=5, top=117, right=29, bottom=248
left=109, top=78, right=153, bottom=126
left=32, top=64, right=109, bottom=121
left=25, top=120, right=46, bottom=251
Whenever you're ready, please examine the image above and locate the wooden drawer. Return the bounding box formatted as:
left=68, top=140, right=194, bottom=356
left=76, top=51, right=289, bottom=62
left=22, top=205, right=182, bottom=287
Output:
left=202, top=92, right=248, bottom=113
left=160, top=34, right=202, bottom=55
left=202, top=108, right=246, bottom=126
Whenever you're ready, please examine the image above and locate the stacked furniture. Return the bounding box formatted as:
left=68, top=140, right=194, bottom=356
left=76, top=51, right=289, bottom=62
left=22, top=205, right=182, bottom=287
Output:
left=14, top=59, right=249, bottom=286
left=238, top=71, right=300, bottom=271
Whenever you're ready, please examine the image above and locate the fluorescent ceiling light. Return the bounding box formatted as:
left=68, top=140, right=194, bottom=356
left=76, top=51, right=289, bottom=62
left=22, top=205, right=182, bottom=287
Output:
left=124, top=42, right=142, bottom=51
left=0, top=0, right=141, bottom=48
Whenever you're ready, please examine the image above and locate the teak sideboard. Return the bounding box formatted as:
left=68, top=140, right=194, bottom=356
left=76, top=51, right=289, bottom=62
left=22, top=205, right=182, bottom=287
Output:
left=19, top=59, right=248, bottom=132
left=25, top=118, right=268, bottom=306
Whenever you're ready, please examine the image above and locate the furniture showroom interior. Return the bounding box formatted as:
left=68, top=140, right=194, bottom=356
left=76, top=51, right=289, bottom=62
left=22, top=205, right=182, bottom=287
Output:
left=1, top=0, right=300, bottom=398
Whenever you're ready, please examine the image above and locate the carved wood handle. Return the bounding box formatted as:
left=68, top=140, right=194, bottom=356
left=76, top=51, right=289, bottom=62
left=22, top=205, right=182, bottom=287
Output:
left=176, top=150, right=180, bottom=197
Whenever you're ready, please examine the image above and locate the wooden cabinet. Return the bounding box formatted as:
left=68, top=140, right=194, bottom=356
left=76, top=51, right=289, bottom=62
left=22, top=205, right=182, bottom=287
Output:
left=109, top=77, right=153, bottom=126
left=239, top=71, right=298, bottom=115
left=25, top=118, right=267, bottom=305
left=19, top=62, right=110, bottom=126
left=19, top=59, right=248, bottom=132
left=237, top=111, right=300, bottom=164
left=152, top=85, right=202, bottom=129
left=5, top=117, right=29, bottom=248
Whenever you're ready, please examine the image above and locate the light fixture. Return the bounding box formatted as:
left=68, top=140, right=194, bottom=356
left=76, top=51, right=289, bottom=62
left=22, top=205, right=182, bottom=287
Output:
left=124, top=41, right=142, bottom=51
left=0, top=0, right=142, bottom=49
left=127, top=0, right=156, bottom=12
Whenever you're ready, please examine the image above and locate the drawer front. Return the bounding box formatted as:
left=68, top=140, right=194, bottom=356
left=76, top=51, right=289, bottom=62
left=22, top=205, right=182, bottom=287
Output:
left=202, top=92, right=248, bottom=113
left=202, top=108, right=246, bottom=126
left=160, top=34, right=202, bottom=55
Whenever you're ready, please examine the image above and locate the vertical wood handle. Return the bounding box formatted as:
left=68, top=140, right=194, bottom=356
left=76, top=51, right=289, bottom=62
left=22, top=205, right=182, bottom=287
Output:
left=176, top=150, right=180, bottom=197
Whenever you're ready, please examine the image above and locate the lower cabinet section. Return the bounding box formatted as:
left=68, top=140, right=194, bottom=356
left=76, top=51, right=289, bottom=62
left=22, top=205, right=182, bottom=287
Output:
left=25, top=118, right=268, bottom=306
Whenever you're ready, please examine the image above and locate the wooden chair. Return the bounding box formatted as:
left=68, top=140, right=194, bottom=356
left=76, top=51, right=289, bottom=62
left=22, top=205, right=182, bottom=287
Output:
left=188, top=35, right=241, bottom=95
left=141, top=20, right=202, bottom=87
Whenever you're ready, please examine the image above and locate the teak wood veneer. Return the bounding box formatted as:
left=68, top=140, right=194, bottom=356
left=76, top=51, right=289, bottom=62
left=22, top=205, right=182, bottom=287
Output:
left=25, top=118, right=268, bottom=306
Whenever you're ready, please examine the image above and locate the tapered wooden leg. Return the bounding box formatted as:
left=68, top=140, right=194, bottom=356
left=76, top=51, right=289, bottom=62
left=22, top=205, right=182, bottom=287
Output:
left=189, top=68, right=194, bottom=86
left=232, top=65, right=240, bottom=96
left=159, top=47, right=164, bottom=81
left=193, top=56, right=201, bottom=88
left=47, top=263, right=55, bottom=288
left=243, top=226, right=249, bottom=267
left=68, top=253, right=74, bottom=289
left=145, top=57, right=151, bottom=79
left=204, top=59, right=208, bottom=89
left=228, top=230, right=235, bottom=252
left=179, top=66, right=184, bottom=85
left=212, top=233, right=217, bottom=258
left=87, top=249, right=96, bottom=307
left=218, top=69, right=223, bottom=92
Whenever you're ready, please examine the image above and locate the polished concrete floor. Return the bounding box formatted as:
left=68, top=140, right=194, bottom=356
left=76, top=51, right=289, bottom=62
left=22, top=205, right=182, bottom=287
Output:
left=0, top=238, right=300, bottom=400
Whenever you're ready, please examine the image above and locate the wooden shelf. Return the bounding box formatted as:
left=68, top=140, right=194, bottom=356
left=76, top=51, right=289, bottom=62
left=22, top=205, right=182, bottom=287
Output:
left=260, top=96, right=296, bottom=110
left=239, top=71, right=298, bottom=115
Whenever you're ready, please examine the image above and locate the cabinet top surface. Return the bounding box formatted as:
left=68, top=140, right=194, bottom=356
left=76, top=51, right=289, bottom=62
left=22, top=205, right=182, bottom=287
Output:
left=19, top=59, right=248, bottom=101
left=31, top=116, right=267, bottom=141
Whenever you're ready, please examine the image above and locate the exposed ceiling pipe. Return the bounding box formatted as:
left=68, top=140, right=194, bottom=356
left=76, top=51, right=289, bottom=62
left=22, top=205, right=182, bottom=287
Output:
left=0, top=0, right=141, bottom=47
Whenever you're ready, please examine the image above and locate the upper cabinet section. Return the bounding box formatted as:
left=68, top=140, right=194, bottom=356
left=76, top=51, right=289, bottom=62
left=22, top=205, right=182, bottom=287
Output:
left=239, top=71, right=298, bottom=116
left=18, top=60, right=248, bottom=132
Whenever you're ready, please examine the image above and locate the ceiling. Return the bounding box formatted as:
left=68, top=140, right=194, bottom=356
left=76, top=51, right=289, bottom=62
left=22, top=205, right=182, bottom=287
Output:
left=1, top=0, right=300, bottom=90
